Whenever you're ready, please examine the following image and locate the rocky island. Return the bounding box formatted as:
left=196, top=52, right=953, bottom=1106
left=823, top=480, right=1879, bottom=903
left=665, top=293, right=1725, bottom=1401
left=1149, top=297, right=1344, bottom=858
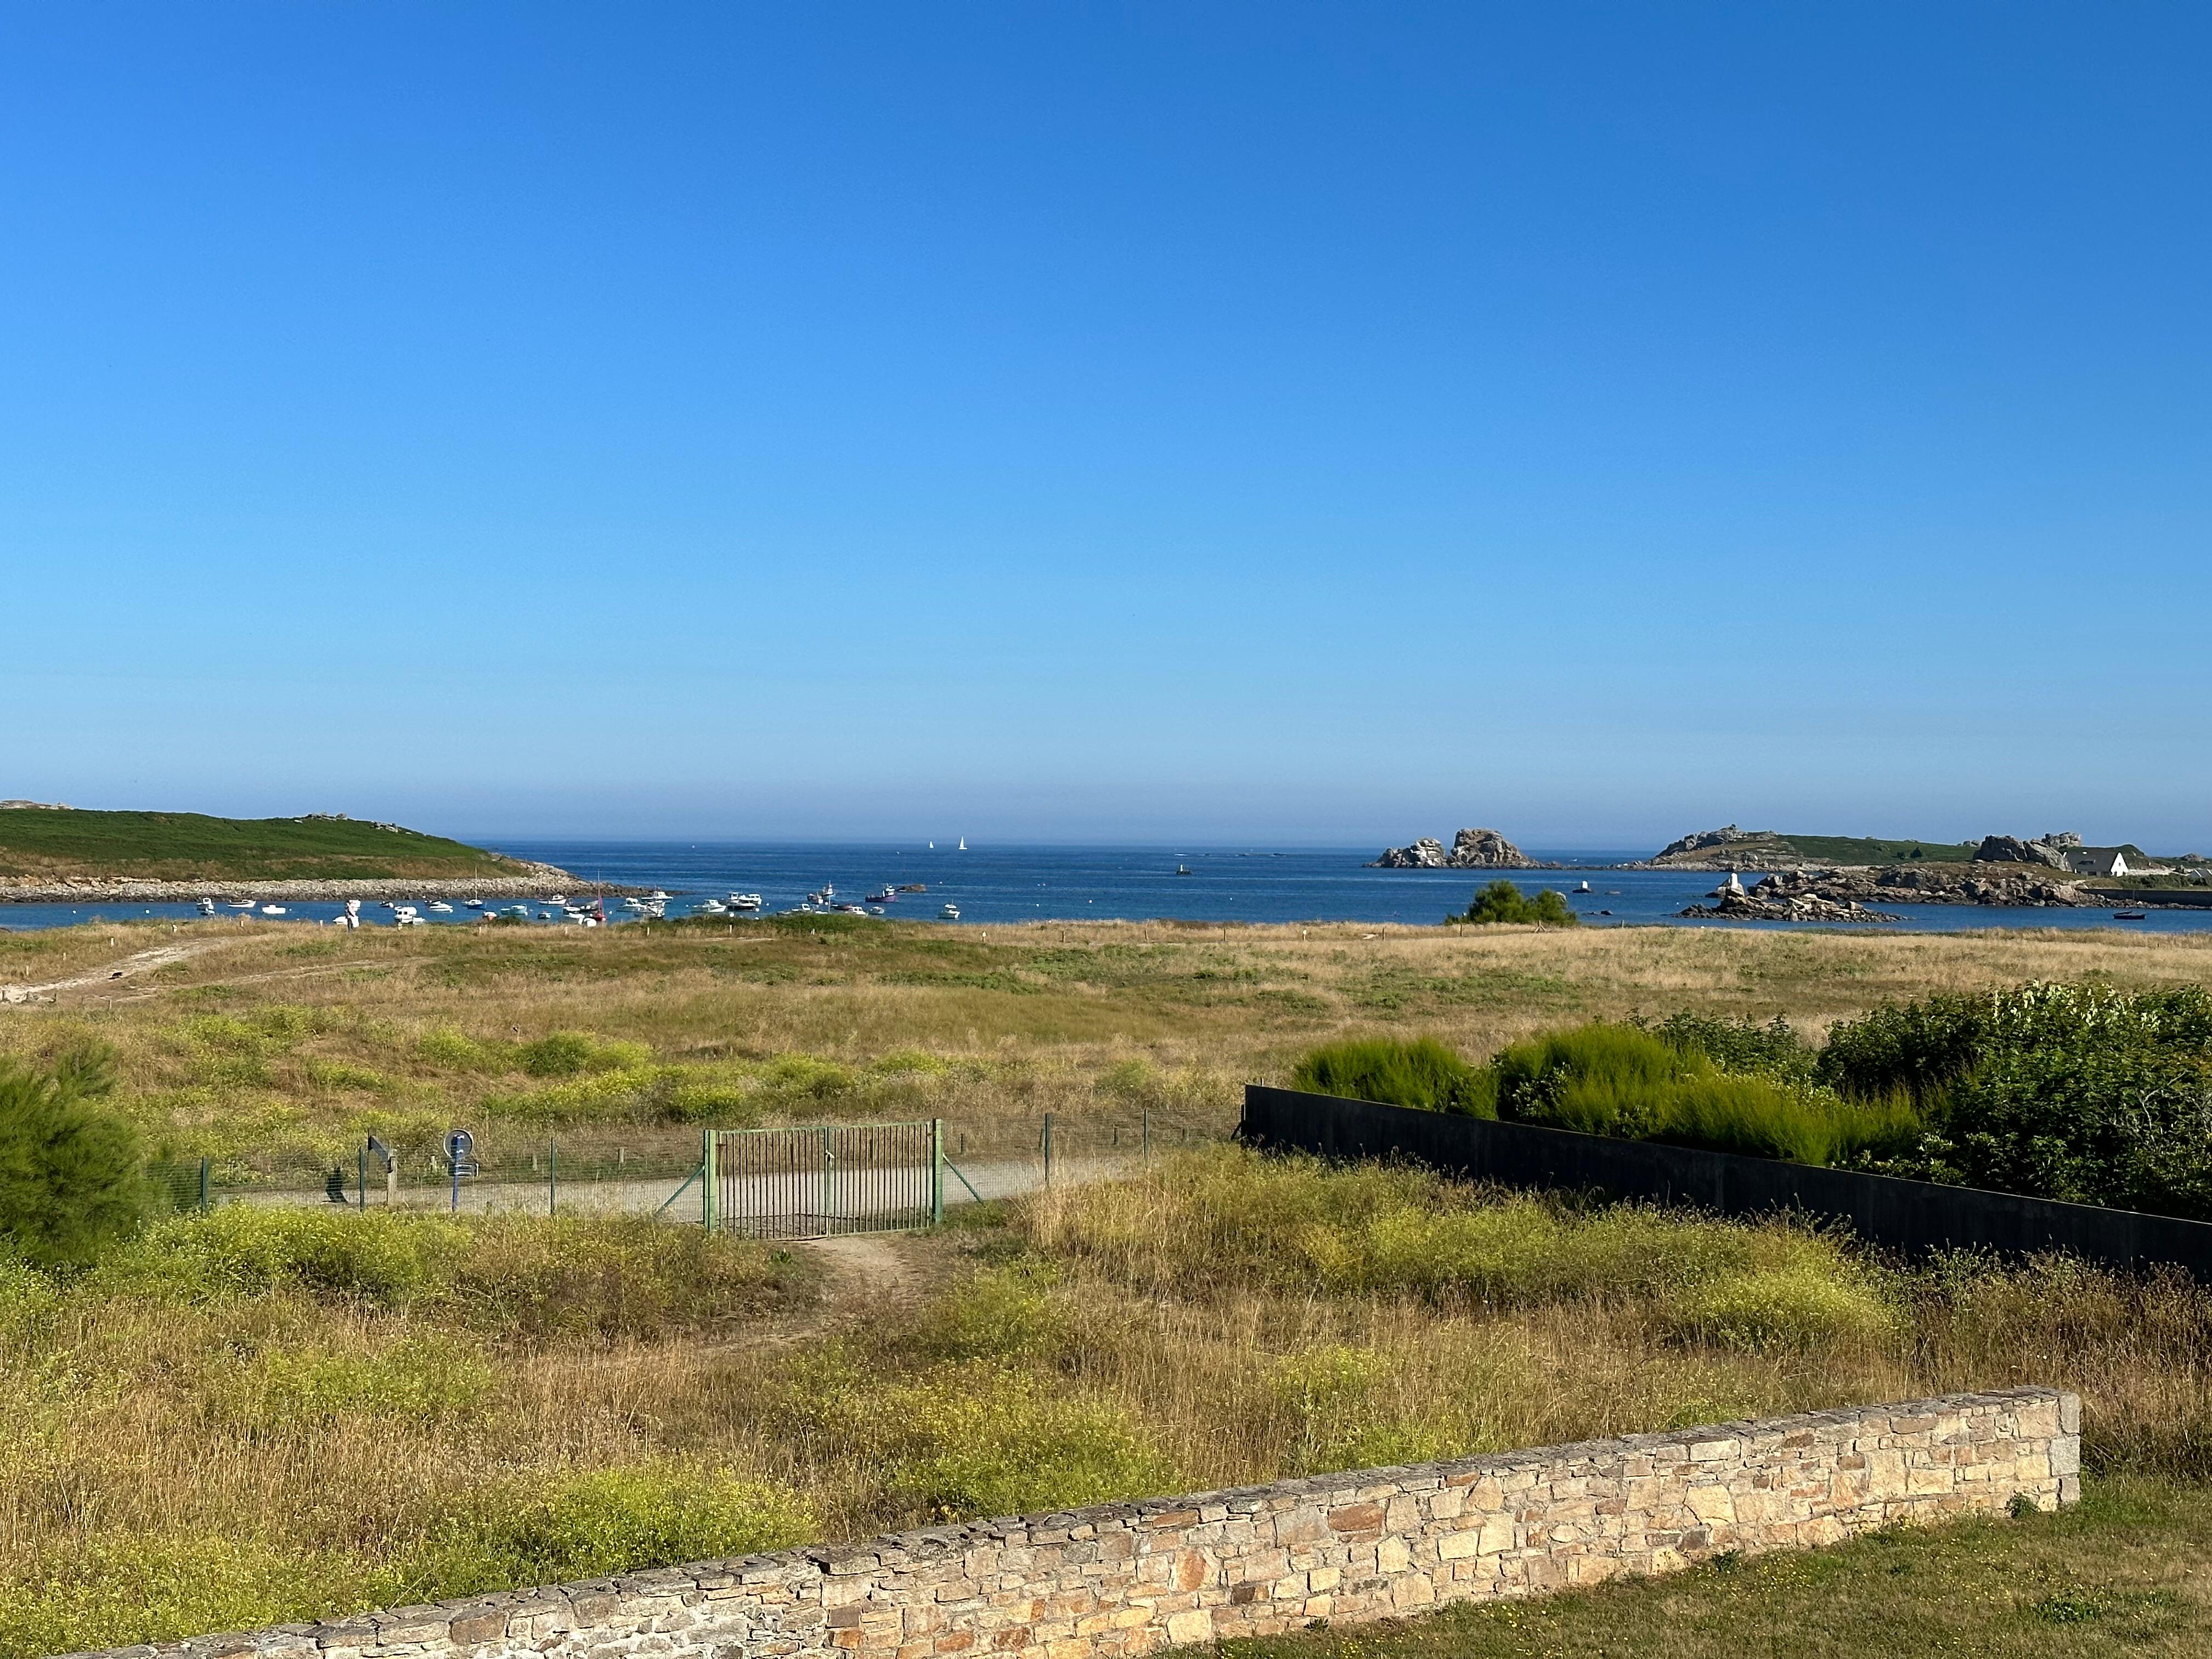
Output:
left=1369, top=827, right=1553, bottom=869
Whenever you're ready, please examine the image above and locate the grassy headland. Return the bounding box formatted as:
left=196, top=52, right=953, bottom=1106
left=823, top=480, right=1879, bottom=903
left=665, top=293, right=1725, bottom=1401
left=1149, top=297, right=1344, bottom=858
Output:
left=1651, top=831, right=1980, bottom=866
left=0, top=807, right=540, bottom=883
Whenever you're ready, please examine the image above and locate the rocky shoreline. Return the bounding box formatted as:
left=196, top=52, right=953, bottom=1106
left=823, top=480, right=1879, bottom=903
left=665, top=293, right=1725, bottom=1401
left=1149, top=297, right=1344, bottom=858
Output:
left=1743, top=866, right=2102, bottom=910
left=0, top=867, right=646, bottom=904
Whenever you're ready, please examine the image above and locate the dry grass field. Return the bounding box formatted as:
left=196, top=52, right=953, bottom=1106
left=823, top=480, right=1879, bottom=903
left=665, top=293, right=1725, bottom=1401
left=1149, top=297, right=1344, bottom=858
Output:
left=6, top=912, right=2211, bottom=1179
left=5, top=915, right=2212, bottom=1655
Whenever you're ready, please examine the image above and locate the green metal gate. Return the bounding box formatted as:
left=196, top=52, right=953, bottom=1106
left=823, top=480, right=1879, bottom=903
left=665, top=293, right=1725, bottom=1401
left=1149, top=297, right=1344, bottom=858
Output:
left=702, top=1119, right=944, bottom=1238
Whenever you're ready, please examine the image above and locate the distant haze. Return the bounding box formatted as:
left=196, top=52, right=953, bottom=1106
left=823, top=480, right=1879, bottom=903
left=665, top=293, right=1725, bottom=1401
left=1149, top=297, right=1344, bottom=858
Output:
left=3, top=6, right=2207, bottom=853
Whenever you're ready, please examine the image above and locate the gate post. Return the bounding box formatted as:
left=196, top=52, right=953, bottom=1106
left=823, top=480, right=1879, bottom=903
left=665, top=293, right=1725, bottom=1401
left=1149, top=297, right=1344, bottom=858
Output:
left=931, top=1119, right=945, bottom=1226
left=820, top=1125, right=834, bottom=1229
left=701, top=1126, right=719, bottom=1232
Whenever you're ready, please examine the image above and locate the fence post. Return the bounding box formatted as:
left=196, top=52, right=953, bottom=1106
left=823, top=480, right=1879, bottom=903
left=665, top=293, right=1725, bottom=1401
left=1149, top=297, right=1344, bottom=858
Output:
left=548, top=1137, right=557, bottom=1216
left=358, top=1144, right=368, bottom=1212
left=931, top=1118, right=945, bottom=1227
left=820, top=1125, right=834, bottom=1229
left=199, top=1155, right=210, bottom=1211
left=701, top=1127, right=719, bottom=1232
left=1043, top=1112, right=1055, bottom=1188
left=1142, top=1109, right=1150, bottom=1162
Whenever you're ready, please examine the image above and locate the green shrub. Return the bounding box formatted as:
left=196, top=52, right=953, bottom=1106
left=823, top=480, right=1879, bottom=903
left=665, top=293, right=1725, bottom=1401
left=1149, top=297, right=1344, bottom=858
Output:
left=0, top=1044, right=155, bottom=1268
left=518, top=1031, right=652, bottom=1078
left=216, top=1331, right=496, bottom=1428
left=1290, top=1037, right=1495, bottom=1116
left=1448, top=879, right=1579, bottom=927
left=1820, top=982, right=2212, bottom=1216
left=1643, top=1013, right=1818, bottom=1085
left=430, top=1465, right=813, bottom=1591
left=1663, top=1262, right=1899, bottom=1351
left=1494, top=1023, right=1920, bottom=1166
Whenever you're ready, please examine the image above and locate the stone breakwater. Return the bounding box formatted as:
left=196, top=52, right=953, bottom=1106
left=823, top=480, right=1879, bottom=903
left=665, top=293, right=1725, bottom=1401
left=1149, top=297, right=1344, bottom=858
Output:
left=71, top=1388, right=2078, bottom=1659
left=0, top=870, right=644, bottom=904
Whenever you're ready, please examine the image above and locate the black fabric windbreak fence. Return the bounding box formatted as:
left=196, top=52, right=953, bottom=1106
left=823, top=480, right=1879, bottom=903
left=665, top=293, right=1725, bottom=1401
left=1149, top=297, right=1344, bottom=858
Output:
left=1240, top=1085, right=2212, bottom=1280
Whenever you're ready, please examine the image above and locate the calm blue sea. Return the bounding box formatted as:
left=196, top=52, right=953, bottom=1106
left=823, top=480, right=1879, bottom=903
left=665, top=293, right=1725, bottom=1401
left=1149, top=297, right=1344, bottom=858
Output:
left=6, top=842, right=2209, bottom=935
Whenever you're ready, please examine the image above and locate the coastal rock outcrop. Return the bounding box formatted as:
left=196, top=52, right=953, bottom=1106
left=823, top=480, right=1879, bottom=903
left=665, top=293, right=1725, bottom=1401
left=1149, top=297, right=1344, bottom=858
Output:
left=1745, top=867, right=2097, bottom=910
left=1655, top=825, right=1768, bottom=860
left=1369, top=828, right=1547, bottom=870
left=1974, top=833, right=2078, bottom=870
left=1679, top=889, right=1901, bottom=923
left=1370, top=837, right=1450, bottom=869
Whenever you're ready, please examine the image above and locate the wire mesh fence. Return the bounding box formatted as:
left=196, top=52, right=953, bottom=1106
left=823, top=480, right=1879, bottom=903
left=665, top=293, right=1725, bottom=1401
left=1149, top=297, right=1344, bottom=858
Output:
left=142, top=1107, right=1228, bottom=1224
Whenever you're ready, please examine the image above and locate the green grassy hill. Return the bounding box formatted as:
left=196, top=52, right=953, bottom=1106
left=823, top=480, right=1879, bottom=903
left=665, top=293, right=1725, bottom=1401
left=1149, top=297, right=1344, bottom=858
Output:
left=1771, top=834, right=1979, bottom=865
left=0, top=808, right=538, bottom=881
left=1651, top=831, right=1978, bottom=866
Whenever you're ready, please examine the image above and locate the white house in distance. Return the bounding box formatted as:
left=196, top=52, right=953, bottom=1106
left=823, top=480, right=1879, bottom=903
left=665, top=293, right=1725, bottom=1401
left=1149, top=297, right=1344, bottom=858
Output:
left=2064, top=845, right=2167, bottom=878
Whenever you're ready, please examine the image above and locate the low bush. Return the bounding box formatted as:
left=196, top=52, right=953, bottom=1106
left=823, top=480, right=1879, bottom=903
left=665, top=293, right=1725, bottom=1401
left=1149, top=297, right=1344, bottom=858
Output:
left=1029, top=1146, right=1896, bottom=1344
left=425, top=1464, right=814, bottom=1593
left=1448, top=880, right=1578, bottom=928
left=95, top=1207, right=802, bottom=1342
left=1289, top=1037, right=1496, bottom=1117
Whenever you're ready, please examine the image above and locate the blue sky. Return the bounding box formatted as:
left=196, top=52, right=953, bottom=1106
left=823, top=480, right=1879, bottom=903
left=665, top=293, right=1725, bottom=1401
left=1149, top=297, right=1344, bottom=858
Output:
left=3, top=4, right=2208, bottom=850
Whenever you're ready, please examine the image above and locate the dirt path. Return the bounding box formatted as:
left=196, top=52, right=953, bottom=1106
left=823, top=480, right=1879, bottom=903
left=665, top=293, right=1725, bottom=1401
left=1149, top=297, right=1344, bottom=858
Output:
left=0, top=936, right=249, bottom=1005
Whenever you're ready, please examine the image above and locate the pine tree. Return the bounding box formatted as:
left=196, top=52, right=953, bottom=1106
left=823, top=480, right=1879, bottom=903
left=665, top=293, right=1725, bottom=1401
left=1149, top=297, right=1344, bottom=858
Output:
left=0, top=1042, right=153, bottom=1268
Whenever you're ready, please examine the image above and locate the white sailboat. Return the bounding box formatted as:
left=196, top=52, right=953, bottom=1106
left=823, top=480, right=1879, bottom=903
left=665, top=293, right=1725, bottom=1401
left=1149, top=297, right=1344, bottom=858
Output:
left=957, top=837, right=967, bottom=851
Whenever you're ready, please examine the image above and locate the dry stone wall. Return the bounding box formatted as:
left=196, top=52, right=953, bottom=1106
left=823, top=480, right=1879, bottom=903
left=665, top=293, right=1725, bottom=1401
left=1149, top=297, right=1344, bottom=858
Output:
left=78, top=1388, right=2078, bottom=1659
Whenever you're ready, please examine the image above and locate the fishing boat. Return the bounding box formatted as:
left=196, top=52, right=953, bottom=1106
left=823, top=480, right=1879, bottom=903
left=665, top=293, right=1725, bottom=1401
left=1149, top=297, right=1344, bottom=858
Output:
left=196, top=898, right=217, bottom=916
left=866, top=887, right=896, bottom=904
left=940, top=902, right=961, bottom=920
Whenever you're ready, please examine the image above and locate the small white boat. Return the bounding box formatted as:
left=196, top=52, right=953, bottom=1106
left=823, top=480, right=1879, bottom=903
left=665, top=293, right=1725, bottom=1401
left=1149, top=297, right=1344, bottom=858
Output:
left=196, top=898, right=217, bottom=916
left=505, top=904, right=532, bottom=918
left=868, top=905, right=886, bottom=916
left=227, top=899, right=255, bottom=910
left=837, top=903, right=867, bottom=915
left=259, top=905, right=287, bottom=916
left=1576, top=881, right=1592, bottom=894
left=393, top=905, right=419, bottom=918
left=957, top=838, right=966, bottom=851
left=729, top=892, right=763, bottom=911
left=394, top=912, right=425, bottom=927
left=941, top=902, right=961, bottom=920
left=464, top=898, right=483, bottom=909
left=546, top=894, right=567, bottom=906
left=1175, top=864, right=1193, bottom=876
left=696, top=899, right=729, bottom=915
left=647, top=889, right=670, bottom=901
left=428, top=900, right=454, bottom=913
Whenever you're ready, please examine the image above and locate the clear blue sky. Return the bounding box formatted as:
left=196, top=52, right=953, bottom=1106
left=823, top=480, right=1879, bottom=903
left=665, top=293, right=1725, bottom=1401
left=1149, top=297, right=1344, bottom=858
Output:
left=4, top=4, right=2208, bottom=851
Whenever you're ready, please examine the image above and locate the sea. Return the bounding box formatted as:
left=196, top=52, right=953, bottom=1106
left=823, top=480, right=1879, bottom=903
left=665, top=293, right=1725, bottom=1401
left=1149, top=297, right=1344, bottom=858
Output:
left=4, top=842, right=2210, bottom=936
